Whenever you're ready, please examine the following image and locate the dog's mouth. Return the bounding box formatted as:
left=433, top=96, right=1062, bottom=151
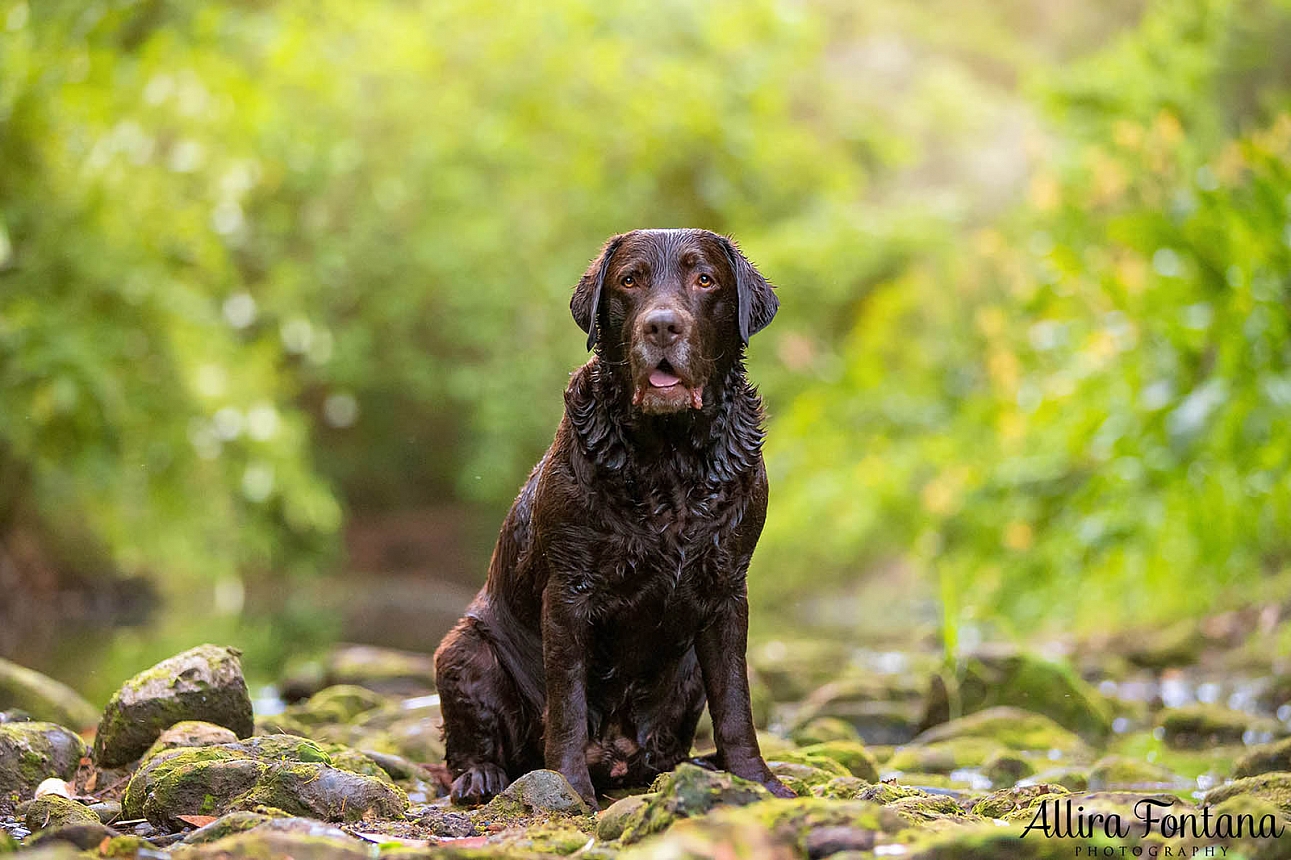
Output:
left=633, top=359, right=704, bottom=412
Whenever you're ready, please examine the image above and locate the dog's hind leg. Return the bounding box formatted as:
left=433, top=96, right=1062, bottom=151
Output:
left=434, top=614, right=541, bottom=805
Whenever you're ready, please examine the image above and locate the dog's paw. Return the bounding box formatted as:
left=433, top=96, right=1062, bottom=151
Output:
left=763, top=775, right=797, bottom=799
left=450, top=763, right=510, bottom=806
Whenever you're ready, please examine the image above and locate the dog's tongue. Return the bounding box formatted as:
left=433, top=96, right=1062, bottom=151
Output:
left=649, top=369, right=681, bottom=388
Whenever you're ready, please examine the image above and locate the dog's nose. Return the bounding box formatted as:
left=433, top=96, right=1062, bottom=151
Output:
left=640, top=308, right=688, bottom=348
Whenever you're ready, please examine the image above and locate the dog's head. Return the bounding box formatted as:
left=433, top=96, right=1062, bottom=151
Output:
left=570, top=229, right=777, bottom=415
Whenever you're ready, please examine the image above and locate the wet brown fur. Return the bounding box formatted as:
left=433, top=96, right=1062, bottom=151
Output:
left=433, top=229, right=789, bottom=808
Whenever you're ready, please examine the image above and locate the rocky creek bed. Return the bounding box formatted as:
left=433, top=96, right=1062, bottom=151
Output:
left=1, top=630, right=1290, bottom=860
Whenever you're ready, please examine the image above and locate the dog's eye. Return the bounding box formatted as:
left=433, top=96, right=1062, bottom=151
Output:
left=696, top=274, right=714, bottom=288
left=621, top=275, right=636, bottom=287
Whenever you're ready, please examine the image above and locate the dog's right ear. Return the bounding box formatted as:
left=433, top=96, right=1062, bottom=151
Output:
left=571, top=235, right=623, bottom=352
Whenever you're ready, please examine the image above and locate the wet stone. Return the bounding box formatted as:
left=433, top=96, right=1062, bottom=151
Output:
left=482, top=769, right=591, bottom=817
left=1233, top=736, right=1291, bottom=778
left=19, top=795, right=99, bottom=831
left=0, top=721, right=87, bottom=808
left=94, top=645, right=254, bottom=768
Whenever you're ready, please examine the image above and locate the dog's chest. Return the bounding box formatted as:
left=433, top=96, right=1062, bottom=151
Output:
left=584, top=476, right=746, bottom=614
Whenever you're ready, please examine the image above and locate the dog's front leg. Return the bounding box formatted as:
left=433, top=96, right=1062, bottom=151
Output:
left=541, top=587, right=598, bottom=809
left=695, top=590, right=796, bottom=799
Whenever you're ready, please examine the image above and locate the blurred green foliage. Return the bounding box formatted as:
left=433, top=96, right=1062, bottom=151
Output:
left=765, top=0, right=1291, bottom=630
left=3, top=0, right=1290, bottom=641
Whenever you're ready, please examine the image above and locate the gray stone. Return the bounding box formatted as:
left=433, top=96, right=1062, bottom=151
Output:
left=94, top=645, right=254, bottom=767
left=0, top=721, right=87, bottom=807
left=486, top=768, right=591, bottom=816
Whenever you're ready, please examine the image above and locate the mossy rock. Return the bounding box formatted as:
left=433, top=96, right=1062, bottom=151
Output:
left=1024, top=767, right=1089, bottom=792
left=324, top=644, right=437, bottom=697
left=766, top=751, right=851, bottom=780
left=747, top=639, right=853, bottom=702
left=479, top=769, right=591, bottom=819
left=1234, top=737, right=1291, bottom=778
left=704, top=796, right=905, bottom=849
left=23, top=822, right=118, bottom=852
left=1202, top=794, right=1290, bottom=859
left=0, top=831, right=15, bottom=852
left=123, top=746, right=248, bottom=818
left=765, top=761, right=840, bottom=796
left=94, top=645, right=254, bottom=767
left=905, top=824, right=1121, bottom=859
left=182, top=810, right=285, bottom=844
left=923, top=649, right=1113, bottom=743
left=811, top=775, right=871, bottom=800
left=972, top=783, right=1070, bottom=819
left=1087, top=755, right=1184, bottom=790
left=790, top=741, right=879, bottom=782
left=142, top=757, right=269, bottom=828
left=0, top=659, right=98, bottom=731
left=124, top=737, right=407, bottom=827
left=98, top=835, right=159, bottom=858
left=597, top=793, right=651, bottom=840
left=1002, top=791, right=1190, bottom=827
left=171, top=819, right=373, bottom=860
left=856, top=781, right=932, bottom=804
left=142, top=721, right=240, bottom=761
left=789, top=716, right=860, bottom=746
left=258, top=686, right=390, bottom=737
left=19, top=795, right=100, bottom=831
left=912, top=706, right=1089, bottom=758
left=794, top=673, right=927, bottom=746
left=614, top=763, right=771, bottom=844
left=1156, top=704, right=1261, bottom=750
left=615, top=815, right=796, bottom=860
left=1205, top=772, right=1291, bottom=814
left=617, top=796, right=905, bottom=860
left=887, top=792, right=976, bottom=826
left=981, top=749, right=1035, bottom=787
left=0, top=721, right=87, bottom=806
left=232, top=763, right=409, bottom=823
left=886, top=738, right=1009, bottom=774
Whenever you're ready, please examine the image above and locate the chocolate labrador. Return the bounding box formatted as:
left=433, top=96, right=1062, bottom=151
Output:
left=434, top=228, right=791, bottom=808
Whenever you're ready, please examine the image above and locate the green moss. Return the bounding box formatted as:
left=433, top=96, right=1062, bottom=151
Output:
left=1156, top=704, right=1255, bottom=750
left=789, top=716, right=861, bottom=746
left=1205, top=772, right=1291, bottom=814
left=886, top=738, right=1008, bottom=774
left=887, top=793, right=975, bottom=826
left=615, top=764, right=771, bottom=844
left=811, top=775, right=871, bottom=799
left=913, top=707, right=1090, bottom=757
left=99, top=835, right=158, bottom=858
left=927, top=651, right=1114, bottom=742
left=982, top=750, right=1035, bottom=787
left=94, top=645, right=253, bottom=768
left=141, top=758, right=267, bottom=828
left=792, top=741, right=880, bottom=781
left=1087, top=755, right=1183, bottom=790
left=20, top=795, right=100, bottom=831
left=856, top=782, right=931, bottom=805
left=123, top=745, right=245, bottom=817
left=0, top=722, right=89, bottom=798
left=1233, top=736, right=1291, bottom=778
left=905, top=824, right=1121, bottom=859
left=972, top=784, right=1070, bottom=819
left=231, top=762, right=408, bottom=823
left=766, top=752, right=851, bottom=781
left=0, top=831, right=15, bottom=853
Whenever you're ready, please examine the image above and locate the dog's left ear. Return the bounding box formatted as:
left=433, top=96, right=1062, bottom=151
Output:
left=571, top=235, right=624, bottom=352
left=719, top=236, right=778, bottom=345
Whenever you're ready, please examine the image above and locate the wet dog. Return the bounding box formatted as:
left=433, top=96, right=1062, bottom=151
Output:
left=434, top=229, right=791, bottom=808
